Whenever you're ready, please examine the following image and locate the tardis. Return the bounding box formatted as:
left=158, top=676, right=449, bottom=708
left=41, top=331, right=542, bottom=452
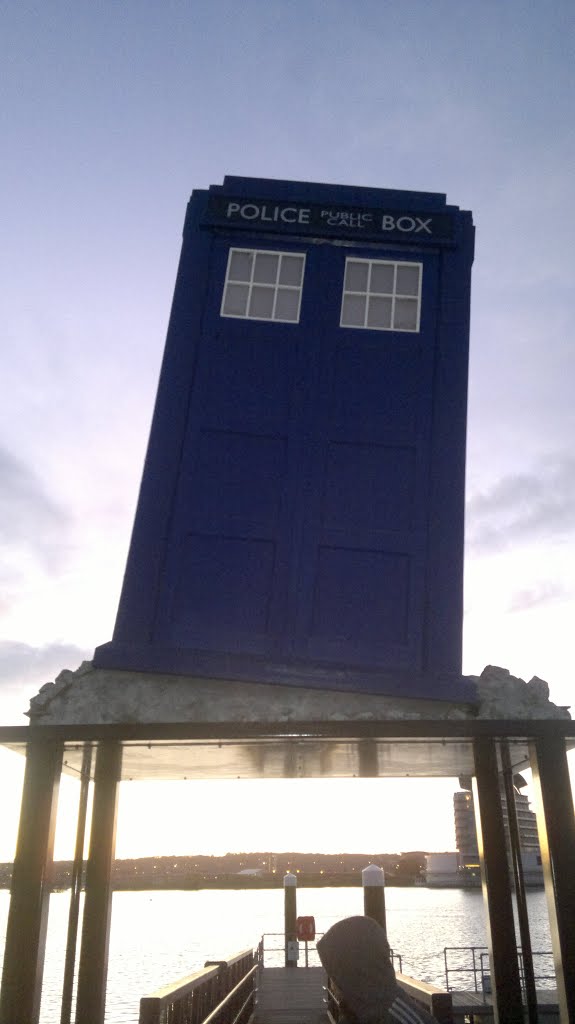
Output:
left=95, top=176, right=475, bottom=701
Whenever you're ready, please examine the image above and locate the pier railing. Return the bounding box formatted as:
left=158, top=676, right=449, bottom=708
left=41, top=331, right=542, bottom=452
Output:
left=139, top=947, right=258, bottom=1024
left=443, top=946, right=555, bottom=994
left=259, top=932, right=323, bottom=968
left=259, top=932, right=402, bottom=972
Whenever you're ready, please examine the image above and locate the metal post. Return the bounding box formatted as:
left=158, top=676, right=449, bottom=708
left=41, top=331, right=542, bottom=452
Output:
left=0, top=739, right=62, bottom=1024
left=362, top=864, right=387, bottom=936
left=473, top=737, right=523, bottom=1024
left=75, top=740, right=122, bottom=1024
left=500, top=743, right=538, bottom=1024
left=358, top=740, right=379, bottom=777
left=284, top=872, right=297, bottom=968
left=60, top=743, right=93, bottom=1024
left=529, top=736, right=575, bottom=1024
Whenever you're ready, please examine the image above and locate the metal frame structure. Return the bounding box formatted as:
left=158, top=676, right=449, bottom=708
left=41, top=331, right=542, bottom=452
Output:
left=0, top=718, right=574, bottom=1024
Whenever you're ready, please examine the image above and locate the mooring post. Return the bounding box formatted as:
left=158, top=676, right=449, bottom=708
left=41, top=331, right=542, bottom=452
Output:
left=284, top=872, right=298, bottom=968
left=362, top=864, right=387, bottom=936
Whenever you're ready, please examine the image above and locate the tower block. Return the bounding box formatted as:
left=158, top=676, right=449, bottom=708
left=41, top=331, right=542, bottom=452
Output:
left=95, top=177, right=475, bottom=701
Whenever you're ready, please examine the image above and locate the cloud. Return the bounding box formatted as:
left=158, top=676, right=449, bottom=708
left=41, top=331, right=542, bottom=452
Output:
left=0, top=445, right=71, bottom=569
left=0, top=640, right=90, bottom=723
left=508, top=581, right=572, bottom=614
left=466, top=453, right=575, bottom=552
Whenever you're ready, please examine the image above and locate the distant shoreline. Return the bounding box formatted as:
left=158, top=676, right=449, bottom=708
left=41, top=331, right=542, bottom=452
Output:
left=0, top=875, right=494, bottom=893
left=1, top=874, right=544, bottom=893
left=0, top=874, right=420, bottom=893
left=0, top=851, right=431, bottom=891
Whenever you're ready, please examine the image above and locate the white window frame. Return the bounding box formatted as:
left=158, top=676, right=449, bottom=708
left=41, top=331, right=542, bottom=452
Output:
left=340, top=258, right=423, bottom=333
left=220, top=247, right=306, bottom=324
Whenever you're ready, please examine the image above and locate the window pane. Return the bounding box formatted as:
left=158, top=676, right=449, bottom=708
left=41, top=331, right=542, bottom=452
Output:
left=248, top=286, right=275, bottom=319
left=253, top=253, right=279, bottom=285
left=396, top=264, right=420, bottom=296
left=222, top=248, right=305, bottom=323
left=337, top=258, right=422, bottom=333
left=394, top=298, right=419, bottom=330
left=344, top=261, right=369, bottom=292
left=367, top=295, right=392, bottom=329
left=341, top=293, right=366, bottom=326
left=274, top=288, right=300, bottom=321
left=279, top=255, right=304, bottom=287
left=370, top=263, right=394, bottom=294
left=228, top=250, right=253, bottom=282
left=223, top=283, right=249, bottom=316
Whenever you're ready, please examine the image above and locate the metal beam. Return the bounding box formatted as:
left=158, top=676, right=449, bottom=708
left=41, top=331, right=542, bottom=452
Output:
left=0, top=739, right=62, bottom=1024
left=473, top=737, right=523, bottom=1024
left=500, top=742, right=538, bottom=1024
left=1, top=718, right=575, bottom=743
left=529, top=737, right=575, bottom=1024
left=1, top=720, right=573, bottom=782
left=60, top=743, right=93, bottom=1024
left=75, top=740, right=122, bottom=1024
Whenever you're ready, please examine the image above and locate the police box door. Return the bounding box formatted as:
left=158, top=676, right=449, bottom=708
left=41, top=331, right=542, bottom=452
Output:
left=154, top=233, right=438, bottom=674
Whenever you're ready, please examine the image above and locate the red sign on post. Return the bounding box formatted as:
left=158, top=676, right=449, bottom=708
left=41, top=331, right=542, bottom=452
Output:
left=296, top=916, right=316, bottom=942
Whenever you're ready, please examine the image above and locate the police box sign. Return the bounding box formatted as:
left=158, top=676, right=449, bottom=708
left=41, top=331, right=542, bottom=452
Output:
left=203, top=195, right=455, bottom=243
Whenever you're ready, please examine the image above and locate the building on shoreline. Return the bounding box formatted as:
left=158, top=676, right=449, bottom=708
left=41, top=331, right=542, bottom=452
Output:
left=425, top=783, right=543, bottom=888
left=454, top=785, right=540, bottom=862
left=451, top=784, right=543, bottom=887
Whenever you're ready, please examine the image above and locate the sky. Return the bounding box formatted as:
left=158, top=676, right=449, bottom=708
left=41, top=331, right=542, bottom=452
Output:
left=1, top=0, right=574, bottom=860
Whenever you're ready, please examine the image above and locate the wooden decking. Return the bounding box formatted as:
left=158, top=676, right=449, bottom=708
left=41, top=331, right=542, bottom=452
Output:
left=254, top=967, right=328, bottom=1024
left=451, top=988, right=560, bottom=1020
left=252, top=967, right=561, bottom=1024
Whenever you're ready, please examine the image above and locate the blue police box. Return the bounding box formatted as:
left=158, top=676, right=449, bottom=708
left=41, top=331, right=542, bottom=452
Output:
left=94, top=176, right=476, bottom=701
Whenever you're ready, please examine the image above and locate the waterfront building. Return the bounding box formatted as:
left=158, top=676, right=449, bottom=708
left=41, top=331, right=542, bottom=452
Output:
left=423, top=788, right=544, bottom=889
left=424, top=852, right=461, bottom=887
left=454, top=788, right=540, bottom=863
left=454, top=787, right=543, bottom=885
left=453, top=791, right=479, bottom=865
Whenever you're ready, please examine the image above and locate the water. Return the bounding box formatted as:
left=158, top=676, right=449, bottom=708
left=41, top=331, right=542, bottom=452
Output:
left=0, top=886, right=552, bottom=1023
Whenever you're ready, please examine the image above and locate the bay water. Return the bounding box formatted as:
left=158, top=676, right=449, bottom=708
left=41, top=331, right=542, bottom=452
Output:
left=0, top=886, right=553, bottom=1023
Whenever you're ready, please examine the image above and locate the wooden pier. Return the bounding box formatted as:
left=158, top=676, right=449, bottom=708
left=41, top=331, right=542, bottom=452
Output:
left=137, top=947, right=563, bottom=1024
left=254, top=967, right=327, bottom=1024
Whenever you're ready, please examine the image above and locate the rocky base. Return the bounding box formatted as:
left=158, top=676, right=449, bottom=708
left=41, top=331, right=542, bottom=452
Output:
left=26, top=662, right=570, bottom=725
left=467, top=664, right=570, bottom=720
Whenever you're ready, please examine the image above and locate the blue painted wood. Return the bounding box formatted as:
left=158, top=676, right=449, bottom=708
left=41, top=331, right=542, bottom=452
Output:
left=95, top=177, right=475, bottom=701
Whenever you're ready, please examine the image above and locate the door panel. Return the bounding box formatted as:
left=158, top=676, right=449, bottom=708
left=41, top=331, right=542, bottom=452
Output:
left=291, top=244, right=437, bottom=668
left=156, top=238, right=308, bottom=654
left=155, top=237, right=438, bottom=672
